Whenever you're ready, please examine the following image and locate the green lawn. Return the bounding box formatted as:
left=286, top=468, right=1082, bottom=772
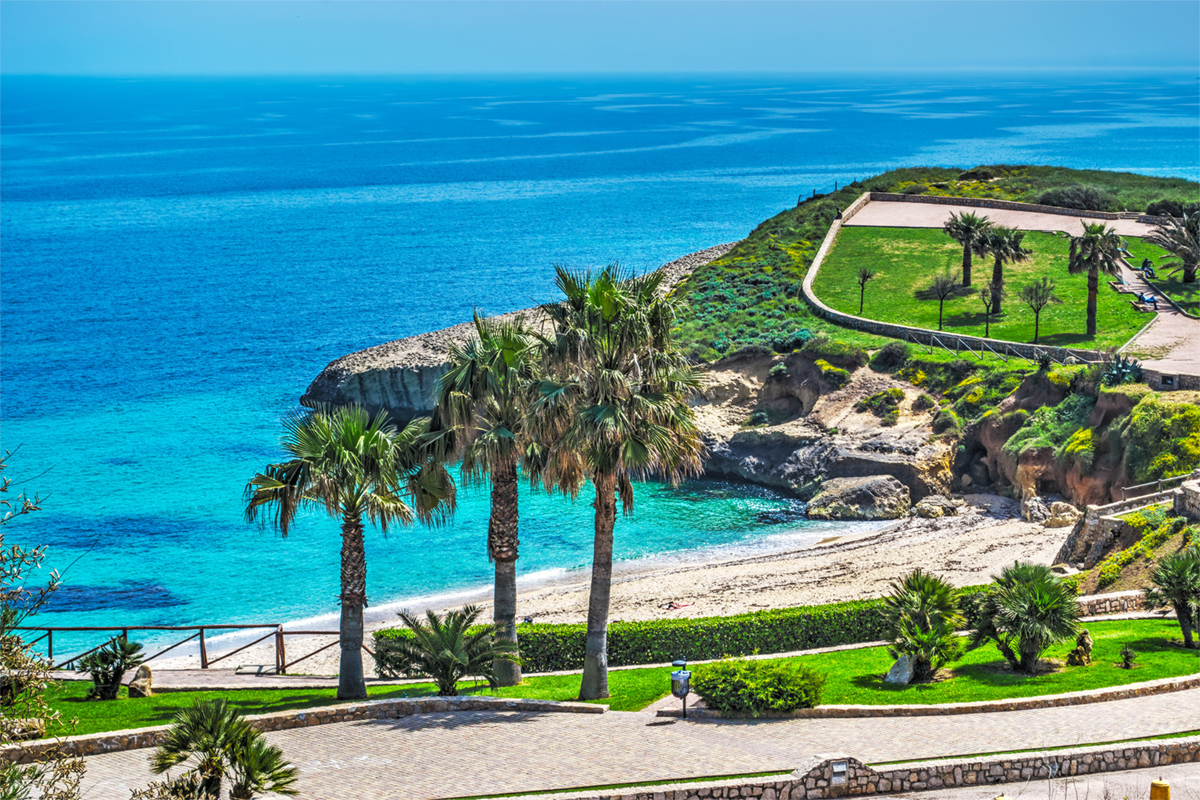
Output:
left=47, top=621, right=1199, bottom=736
left=1124, top=236, right=1200, bottom=315
left=815, top=227, right=1150, bottom=349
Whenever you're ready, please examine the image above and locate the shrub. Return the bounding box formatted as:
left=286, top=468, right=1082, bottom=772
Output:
left=1037, top=184, right=1119, bottom=212
left=932, top=409, right=961, bottom=434
left=899, top=183, right=928, bottom=195
left=882, top=570, right=963, bottom=682
left=966, top=562, right=1079, bottom=674
left=376, top=606, right=517, bottom=695
left=768, top=363, right=789, bottom=379
left=691, top=658, right=825, bottom=715
left=799, top=336, right=868, bottom=369
left=1145, top=199, right=1200, bottom=218
left=1003, top=394, right=1096, bottom=463
left=771, top=329, right=812, bottom=353
left=1057, top=428, right=1095, bottom=474
left=855, top=388, right=904, bottom=417
left=1102, top=355, right=1143, bottom=387
left=870, top=342, right=911, bottom=372
left=745, top=410, right=770, bottom=428
left=77, top=636, right=143, bottom=701
left=815, top=359, right=850, bottom=389
left=376, top=599, right=897, bottom=675
left=1120, top=395, right=1200, bottom=484
left=912, top=393, right=936, bottom=411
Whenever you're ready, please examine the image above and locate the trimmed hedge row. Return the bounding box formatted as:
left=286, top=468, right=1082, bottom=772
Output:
left=375, top=590, right=990, bottom=676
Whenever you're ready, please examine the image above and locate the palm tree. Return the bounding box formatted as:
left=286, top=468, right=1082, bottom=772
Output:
left=1144, top=547, right=1200, bottom=649
left=942, top=211, right=993, bottom=287
left=1068, top=222, right=1124, bottom=337
left=980, top=226, right=1031, bottom=315
left=436, top=313, right=542, bottom=686
left=245, top=405, right=455, bottom=699
left=856, top=267, right=877, bottom=314
left=151, top=699, right=298, bottom=798
left=532, top=265, right=705, bottom=700
left=882, top=570, right=963, bottom=682
left=966, top=562, right=1078, bottom=674
left=1018, top=276, right=1063, bottom=344
left=389, top=604, right=519, bottom=695
left=927, top=270, right=959, bottom=331
left=977, top=285, right=1001, bottom=338
left=1145, top=212, right=1199, bottom=284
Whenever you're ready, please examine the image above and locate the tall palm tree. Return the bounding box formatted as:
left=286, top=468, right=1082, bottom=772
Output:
left=1068, top=222, right=1124, bottom=337
left=1145, top=212, right=1199, bottom=284
left=245, top=405, right=455, bottom=699
left=532, top=265, right=705, bottom=700
left=436, top=314, right=542, bottom=686
left=1144, top=547, right=1200, bottom=649
left=980, top=226, right=1031, bottom=315
left=151, top=699, right=298, bottom=798
left=942, top=211, right=992, bottom=287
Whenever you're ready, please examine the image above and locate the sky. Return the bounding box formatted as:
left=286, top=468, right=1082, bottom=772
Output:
left=1, top=0, right=1198, bottom=76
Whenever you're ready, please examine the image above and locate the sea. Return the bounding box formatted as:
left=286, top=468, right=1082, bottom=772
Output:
left=2, top=73, right=1197, bottom=651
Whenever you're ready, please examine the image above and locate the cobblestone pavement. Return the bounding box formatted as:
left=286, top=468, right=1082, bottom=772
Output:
left=844, top=201, right=1154, bottom=238
left=79, top=688, right=1200, bottom=800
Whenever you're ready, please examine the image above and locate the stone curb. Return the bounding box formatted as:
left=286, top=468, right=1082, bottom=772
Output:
left=469, top=736, right=1200, bottom=800
left=656, top=672, right=1200, bottom=720
left=2, top=695, right=603, bottom=764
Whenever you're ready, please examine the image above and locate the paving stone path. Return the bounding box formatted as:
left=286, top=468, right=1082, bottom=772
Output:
left=78, top=687, right=1200, bottom=799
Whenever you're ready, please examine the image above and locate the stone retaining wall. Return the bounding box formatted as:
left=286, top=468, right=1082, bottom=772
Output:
left=513, top=738, right=1200, bottom=800
left=866, top=192, right=1152, bottom=222
left=2, top=695, right=603, bottom=764
left=1077, top=589, right=1144, bottom=616
left=1178, top=481, right=1200, bottom=520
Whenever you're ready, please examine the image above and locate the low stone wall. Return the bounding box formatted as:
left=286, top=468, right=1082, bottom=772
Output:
left=867, top=192, right=1132, bottom=221
left=2, top=695, right=603, bottom=764
left=1077, top=589, right=1144, bottom=617
left=1178, top=480, right=1200, bottom=520
left=514, top=738, right=1200, bottom=800
left=1144, top=369, right=1200, bottom=392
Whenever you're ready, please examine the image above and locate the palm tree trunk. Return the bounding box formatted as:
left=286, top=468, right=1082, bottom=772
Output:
left=579, top=474, right=617, bottom=700
left=1087, top=265, right=1099, bottom=337
left=991, top=256, right=1004, bottom=315
left=962, top=245, right=972, bottom=287
left=338, top=512, right=368, bottom=700
left=1177, top=604, right=1196, bottom=649
left=490, top=454, right=522, bottom=686
left=1184, top=264, right=1197, bottom=284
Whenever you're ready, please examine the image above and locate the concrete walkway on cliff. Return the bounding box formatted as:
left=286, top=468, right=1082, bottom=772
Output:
left=843, top=200, right=1200, bottom=380
left=78, top=687, right=1200, bottom=800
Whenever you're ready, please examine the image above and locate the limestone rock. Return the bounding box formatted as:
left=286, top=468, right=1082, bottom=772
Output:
left=806, top=475, right=911, bottom=521
left=1044, top=501, right=1083, bottom=529
left=127, top=665, right=153, bottom=698
left=915, top=494, right=961, bottom=518
left=1021, top=495, right=1051, bottom=523
left=884, top=655, right=914, bottom=685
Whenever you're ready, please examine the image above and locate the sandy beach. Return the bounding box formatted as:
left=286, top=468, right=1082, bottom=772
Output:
left=155, top=493, right=1063, bottom=676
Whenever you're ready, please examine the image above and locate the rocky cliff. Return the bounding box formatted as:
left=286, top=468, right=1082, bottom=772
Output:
left=300, top=243, right=737, bottom=420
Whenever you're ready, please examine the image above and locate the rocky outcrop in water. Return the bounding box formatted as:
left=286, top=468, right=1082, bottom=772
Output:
left=301, top=243, right=737, bottom=421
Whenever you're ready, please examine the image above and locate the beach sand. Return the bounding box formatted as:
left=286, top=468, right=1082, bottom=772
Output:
left=155, top=493, right=1064, bottom=677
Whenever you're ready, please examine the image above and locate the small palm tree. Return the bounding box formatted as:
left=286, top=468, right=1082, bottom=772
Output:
left=856, top=267, right=877, bottom=314
left=390, top=605, right=518, bottom=696
left=980, top=226, right=1031, bottom=315
left=927, top=270, right=960, bottom=331
left=532, top=265, right=705, bottom=700
left=1018, top=276, right=1063, bottom=344
left=1068, top=222, right=1124, bottom=337
left=245, top=405, right=456, bottom=699
left=436, top=314, right=542, bottom=687
left=967, top=562, right=1078, bottom=674
left=943, top=211, right=993, bottom=287
left=1145, top=212, right=1199, bottom=284
left=882, top=569, right=964, bottom=682
left=1144, top=547, right=1200, bottom=649
left=150, top=699, right=298, bottom=798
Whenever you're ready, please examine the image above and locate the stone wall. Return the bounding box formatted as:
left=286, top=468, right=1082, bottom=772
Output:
left=1077, top=590, right=1144, bottom=616
left=867, top=192, right=1136, bottom=221
left=3, top=695, right=603, bottom=764
left=1178, top=481, right=1200, bottom=520
left=1143, top=369, right=1200, bottom=392
left=513, top=739, right=1200, bottom=800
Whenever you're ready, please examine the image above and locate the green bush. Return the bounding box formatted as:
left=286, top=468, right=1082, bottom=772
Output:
left=691, top=658, right=825, bottom=715
left=799, top=337, right=868, bottom=369
left=912, top=393, right=936, bottom=412
left=932, top=409, right=961, bottom=434
left=1096, top=516, right=1187, bottom=588
left=1037, top=184, right=1119, bottom=212
left=1057, top=428, right=1095, bottom=474
left=815, top=359, right=850, bottom=389
left=1003, top=394, right=1096, bottom=463
left=855, top=388, right=904, bottom=417
left=870, top=342, right=911, bottom=372
left=768, top=363, right=789, bottom=379
left=1120, top=395, right=1200, bottom=484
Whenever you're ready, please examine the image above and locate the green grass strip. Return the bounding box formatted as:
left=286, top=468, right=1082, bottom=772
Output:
left=439, top=770, right=793, bottom=800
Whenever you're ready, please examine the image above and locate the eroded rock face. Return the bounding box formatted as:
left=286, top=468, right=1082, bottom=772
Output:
left=1044, top=501, right=1082, bottom=529
left=916, top=495, right=962, bottom=518
left=806, top=475, right=911, bottom=520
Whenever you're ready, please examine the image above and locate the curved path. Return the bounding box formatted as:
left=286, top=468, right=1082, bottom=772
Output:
left=78, top=687, right=1200, bottom=799
left=841, top=200, right=1199, bottom=381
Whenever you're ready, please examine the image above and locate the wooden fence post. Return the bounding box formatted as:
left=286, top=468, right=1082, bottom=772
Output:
left=199, top=628, right=208, bottom=670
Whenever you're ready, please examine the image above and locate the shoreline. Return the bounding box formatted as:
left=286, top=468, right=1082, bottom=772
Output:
left=154, top=493, right=1064, bottom=676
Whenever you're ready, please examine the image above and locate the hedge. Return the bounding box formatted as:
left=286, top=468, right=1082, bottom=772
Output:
left=374, top=589, right=990, bottom=676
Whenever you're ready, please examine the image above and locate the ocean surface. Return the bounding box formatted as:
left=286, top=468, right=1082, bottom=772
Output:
left=2, top=73, right=1197, bottom=648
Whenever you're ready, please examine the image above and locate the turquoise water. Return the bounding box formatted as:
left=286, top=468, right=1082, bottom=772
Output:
left=2, top=74, right=1197, bottom=645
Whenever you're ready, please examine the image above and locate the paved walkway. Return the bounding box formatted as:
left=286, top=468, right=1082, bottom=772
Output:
left=78, top=688, right=1200, bottom=799
left=844, top=200, right=1200, bottom=379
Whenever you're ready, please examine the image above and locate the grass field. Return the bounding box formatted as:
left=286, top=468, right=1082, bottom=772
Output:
left=1124, top=236, right=1199, bottom=315
left=814, top=227, right=1150, bottom=349
left=48, top=620, right=1199, bottom=735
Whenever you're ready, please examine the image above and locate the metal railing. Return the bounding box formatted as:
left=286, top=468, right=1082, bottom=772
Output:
left=1119, top=471, right=1200, bottom=503
left=15, top=624, right=373, bottom=675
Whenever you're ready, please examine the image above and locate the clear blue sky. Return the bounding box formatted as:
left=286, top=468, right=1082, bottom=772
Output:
left=1, top=1, right=1198, bottom=75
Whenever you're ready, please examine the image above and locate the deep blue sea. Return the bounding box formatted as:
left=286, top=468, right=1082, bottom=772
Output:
left=2, top=74, right=1197, bottom=648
